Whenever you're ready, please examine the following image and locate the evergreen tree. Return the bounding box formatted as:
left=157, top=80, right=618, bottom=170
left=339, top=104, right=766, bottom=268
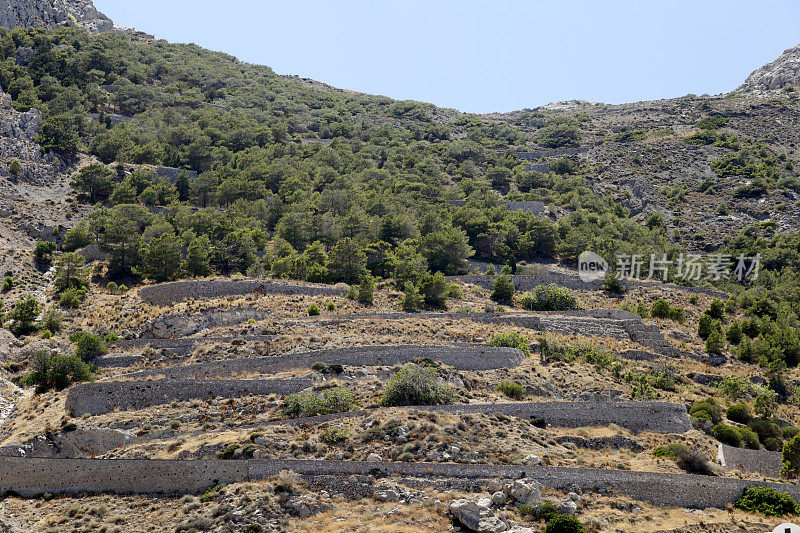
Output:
left=186, top=235, right=212, bottom=277
left=70, top=164, right=115, bottom=203
left=140, top=234, right=182, bottom=282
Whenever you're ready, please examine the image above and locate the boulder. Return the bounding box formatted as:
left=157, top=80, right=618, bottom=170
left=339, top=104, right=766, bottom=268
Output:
left=506, top=479, right=541, bottom=506
left=449, top=498, right=508, bottom=533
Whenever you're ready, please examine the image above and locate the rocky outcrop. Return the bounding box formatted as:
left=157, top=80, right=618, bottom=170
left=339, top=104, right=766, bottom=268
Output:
left=740, top=42, right=800, bottom=91
left=0, top=0, right=113, bottom=32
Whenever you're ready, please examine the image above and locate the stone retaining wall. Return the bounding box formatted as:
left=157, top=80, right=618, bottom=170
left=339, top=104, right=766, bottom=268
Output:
left=65, top=377, right=314, bottom=416
left=121, top=345, right=525, bottom=380
left=273, top=401, right=691, bottom=434
left=138, top=280, right=346, bottom=307
left=718, top=444, right=783, bottom=477
left=2, top=456, right=799, bottom=509
left=448, top=274, right=728, bottom=298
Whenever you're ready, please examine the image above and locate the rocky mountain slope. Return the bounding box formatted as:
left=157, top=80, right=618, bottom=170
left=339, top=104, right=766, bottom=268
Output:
left=740, top=42, right=800, bottom=91
left=0, top=0, right=113, bottom=32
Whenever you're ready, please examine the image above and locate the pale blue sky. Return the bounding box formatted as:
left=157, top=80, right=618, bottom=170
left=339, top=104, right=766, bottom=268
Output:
left=94, top=0, right=800, bottom=113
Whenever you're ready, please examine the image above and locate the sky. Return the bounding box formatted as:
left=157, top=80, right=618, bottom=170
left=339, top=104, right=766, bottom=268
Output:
left=93, top=0, right=800, bottom=114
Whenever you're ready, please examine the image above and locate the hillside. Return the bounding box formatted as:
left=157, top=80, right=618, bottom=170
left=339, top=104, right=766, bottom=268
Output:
left=1, top=3, right=800, bottom=532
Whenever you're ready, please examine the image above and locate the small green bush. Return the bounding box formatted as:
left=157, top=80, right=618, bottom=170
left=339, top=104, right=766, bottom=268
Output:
left=734, top=486, right=800, bottom=516
left=490, top=275, right=515, bottom=304
left=495, top=381, right=525, bottom=400
left=713, top=424, right=742, bottom=447
left=320, top=427, right=350, bottom=445
left=1, top=275, right=13, bottom=292
left=782, top=426, right=800, bottom=440
left=59, top=287, right=85, bottom=308
left=698, top=314, right=722, bottom=339
left=401, top=283, right=424, bottom=312
left=326, top=301, right=336, bottom=311
left=690, top=398, right=724, bottom=425
left=38, top=306, right=63, bottom=333
left=650, top=299, right=685, bottom=321
left=70, top=331, right=108, bottom=361
left=764, top=437, right=783, bottom=451
left=749, top=419, right=782, bottom=443
left=21, top=350, right=93, bottom=393
left=490, top=332, right=530, bottom=356
left=652, top=442, right=690, bottom=458
left=738, top=427, right=761, bottom=449
left=706, top=299, right=726, bottom=319
left=519, top=284, right=577, bottom=311
left=726, top=404, right=752, bottom=424
left=357, top=274, right=374, bottom=304
left=283, top=386, right=355, bottom=418
left=543, top=514, right=586, bottom=533
left=380, top=364, right=453, bottom=407
left=307, top=304, right=320, bottom=316
left=705, top=329, right=727, bottom=354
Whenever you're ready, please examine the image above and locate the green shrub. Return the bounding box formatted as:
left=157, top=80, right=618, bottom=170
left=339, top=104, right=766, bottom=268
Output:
left=401, top=283, right=424, bottom=312
left=782, top=426, right=800, bottom=440
left=326, top=301, right=336, bottom=311
left=603, top=273, right=624, bottom=294
left=783, top=434, right=800, bottom=476
left=419, top=271, right=449, bottom=308
left=650, top=299, right=672, bottom=318
left=106, top=282, right=118, bottom=294
left=33, top=241, right=56, bottom=263
left=650, top=299, right=685, bottom=321
left=689, top=398, right=724, bottom=425
left=543, top=514, right=586, bottom=533
left=21, top=350, right=93, bottom=393
left=726, top=404, right=753, bottom=424
left=705, top=329, right=726, bottom=354
left=490, top=274, right=515, bottom=304
left=707, top=299, right=726, bottom=319
left=652, top=442, right=690, bottom=458
left=698, top=314, right=722, bottom=339
left=70, top=331, right=108, bottom=361
left=307, top=304, right=320, bottom=316
left=380, top=364, right=453, bottom=407
left=536, top=501, right=559, bottom=521
left=490, top=332, right=530, bottom=356
left=283, top=386, right=355, bottom=418
left=748, top=418, right=781, bottom=441
left=719, top=376, right=754, bottom=400
left=9, top=159, right=21, bottom=175
left=320, top=427, right=350, bottom=445
left=495, top=381, right=525, bottom=400
left=764, top=437, right=783, bottom=451
left=7, top=296, right=40, bottom=336
left=38, top=306, right=63, bottom=333
left=754, top=388, right=779, bottom=419
left=738, top=427, right=761, bottom=449
left=735, top=486, right=800, bottom=516
left=713, top=424, right=742, bottom=447
left=59, top=286, right=85, bottom=308
left=726, top=322, right=743, bottom=345
left=1, top=275, right=13, bottom=292
left=357, top=274, right=374, bottom=304
left=516, top=503, right=537, bottom=517
left=519, top=284, right=577, bottom=311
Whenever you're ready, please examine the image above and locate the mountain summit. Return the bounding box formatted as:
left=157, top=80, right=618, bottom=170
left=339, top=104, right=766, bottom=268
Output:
left=740, top=42, right=800, bottom=90
left=0, top=0, right=113, bottom=32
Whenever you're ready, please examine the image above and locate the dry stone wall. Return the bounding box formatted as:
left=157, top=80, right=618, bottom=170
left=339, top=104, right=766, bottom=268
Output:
left=138, top=280, right=346, bottom=307
left=3, top=456, right=800, bottom=509
left=448, top=274, right=727, bottom=298
left=65, top=377, right=314, bottom=416
left=718, top=444, right=783, bottom=477
left=122, top=345, right=525, bottom=380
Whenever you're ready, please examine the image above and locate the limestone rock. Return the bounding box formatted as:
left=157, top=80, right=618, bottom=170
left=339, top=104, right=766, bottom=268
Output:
left=449, top=498, right=508, bottom=533
left=557, top=498, right=578, bottom=515
left=740, top=42, right=800, bottom=91
left=366, top=452, right=382, bottom=462
left=0, top=0, right=115, bottom=32
left=505, top=479, right=541, bottom=506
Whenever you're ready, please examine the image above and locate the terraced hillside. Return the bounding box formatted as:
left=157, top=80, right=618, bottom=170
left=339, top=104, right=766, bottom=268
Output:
left=2, top=4, right=800, bottom=532
left=2, top=273, right=800, bottom=532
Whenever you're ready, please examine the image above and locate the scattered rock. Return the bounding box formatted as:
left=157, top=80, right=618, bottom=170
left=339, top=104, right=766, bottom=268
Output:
left=449, top=498, right=508, bottom=533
